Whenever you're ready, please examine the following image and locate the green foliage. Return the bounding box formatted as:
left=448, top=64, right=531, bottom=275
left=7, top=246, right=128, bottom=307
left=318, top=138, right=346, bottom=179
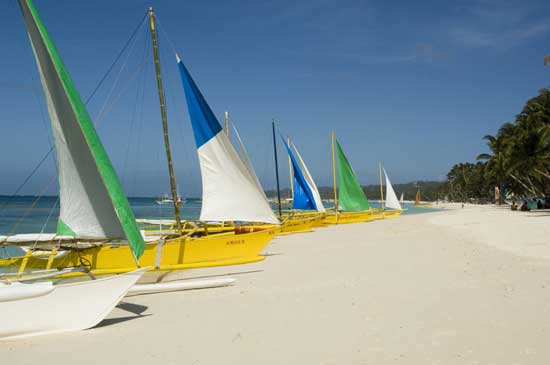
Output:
left=266, top=181, right=445, bottom=202
left=444, top=88, right=550, bottom=202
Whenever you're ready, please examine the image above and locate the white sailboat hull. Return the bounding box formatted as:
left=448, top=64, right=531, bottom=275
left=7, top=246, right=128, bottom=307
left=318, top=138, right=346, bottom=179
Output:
left=0, top=268, right=146, bottom=340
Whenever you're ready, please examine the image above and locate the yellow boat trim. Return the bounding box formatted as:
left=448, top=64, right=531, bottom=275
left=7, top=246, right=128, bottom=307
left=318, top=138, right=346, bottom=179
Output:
left=0, top=227, right=278, bottom=279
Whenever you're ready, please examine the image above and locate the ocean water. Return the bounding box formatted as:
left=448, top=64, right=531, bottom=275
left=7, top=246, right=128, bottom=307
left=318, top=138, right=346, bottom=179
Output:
left=0, top=196, right=203, bottom=236
left=0, top=196, right=439, bottom=236
left=0, top=196, right=439, bottom=259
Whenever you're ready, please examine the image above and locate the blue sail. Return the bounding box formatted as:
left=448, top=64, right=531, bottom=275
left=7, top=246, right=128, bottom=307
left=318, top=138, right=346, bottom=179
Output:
left=280, top=135, right=317, bottom=211
left=177, top=55, right=222, bottom=148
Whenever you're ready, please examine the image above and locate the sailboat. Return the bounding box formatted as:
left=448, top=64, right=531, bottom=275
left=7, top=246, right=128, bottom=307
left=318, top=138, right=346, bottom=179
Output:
left=0, top=0, right=150, bottom=339
left=414, top=187, right=431, bottom=208
left=400, top=192, right=404, bottom=204
left=156, top=192, right=184, bottom=205
left=415, top=188, right=421, bottom=205
left=380, top=165, right=404, bottom=218
left=274, top=133, right=327, bottom=233
left=230, top=125, right=322, bottom=233
left=325, top=133, right=381, bottom=224
left=0, top=6, right=276, bottom=277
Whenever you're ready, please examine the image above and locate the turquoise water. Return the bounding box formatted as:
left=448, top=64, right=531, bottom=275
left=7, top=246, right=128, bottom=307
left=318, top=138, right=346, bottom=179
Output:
left=0, top=197, right=440, bottom=259
left=0, top=196, right=203, bottom=236
left=0, top=197, right=440, bottom=236
left=325, top=201, right=442, bottom=215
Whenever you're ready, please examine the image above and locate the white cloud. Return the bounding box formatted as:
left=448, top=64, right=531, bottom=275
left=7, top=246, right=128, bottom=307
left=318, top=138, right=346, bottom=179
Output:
left=450, top=0, right=550, bottom=49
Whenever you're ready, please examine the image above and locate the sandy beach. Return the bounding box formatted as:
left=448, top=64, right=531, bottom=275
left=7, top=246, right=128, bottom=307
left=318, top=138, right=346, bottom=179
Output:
left=2, top=205, right=550, bottom=364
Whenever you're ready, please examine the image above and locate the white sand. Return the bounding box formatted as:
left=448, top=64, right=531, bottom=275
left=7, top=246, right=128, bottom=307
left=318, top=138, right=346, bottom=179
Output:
left=2, top=205, right=550, bottom=364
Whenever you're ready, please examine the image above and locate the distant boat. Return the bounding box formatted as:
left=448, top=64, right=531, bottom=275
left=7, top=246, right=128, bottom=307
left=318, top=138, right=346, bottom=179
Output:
left=415, top=189, right=421, bottom=205
left=400, top=192, right=404, bottom=204
left=156, top=193, right=184, bottom=205
left=414, top=188, right=432, bottom=208
left=381, top=166, right=404, bottom=218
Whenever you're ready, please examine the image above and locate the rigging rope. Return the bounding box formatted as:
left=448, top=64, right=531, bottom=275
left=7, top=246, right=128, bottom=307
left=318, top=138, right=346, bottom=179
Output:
left=122, top=32, right=150, bottom=187
left=1, top=12, right=149, bottom=233
left=84, top=12, right=148, bottom=105
left=131, top=46, right=150, bottom=197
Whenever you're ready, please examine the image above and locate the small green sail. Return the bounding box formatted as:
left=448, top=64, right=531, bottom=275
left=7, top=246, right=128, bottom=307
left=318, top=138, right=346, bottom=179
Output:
left=335, top=140, right=371, bottom=211
left=18, top=0, right=145, bottom=259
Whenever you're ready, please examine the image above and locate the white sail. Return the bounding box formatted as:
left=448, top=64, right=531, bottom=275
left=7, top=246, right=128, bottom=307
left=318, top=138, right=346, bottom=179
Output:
left=383, top=168, right=402, bottom=210
left=400, top=192, right=404, bottom=204
left=231, top=124, right=265, bottom=196
left=291, top=143, right=326, bottom=212
left=197, top=131, right=279, bottom=223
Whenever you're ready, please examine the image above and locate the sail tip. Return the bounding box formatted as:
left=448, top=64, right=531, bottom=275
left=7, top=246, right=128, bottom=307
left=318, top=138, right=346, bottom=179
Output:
left=175, top=53, right=181, bottom=62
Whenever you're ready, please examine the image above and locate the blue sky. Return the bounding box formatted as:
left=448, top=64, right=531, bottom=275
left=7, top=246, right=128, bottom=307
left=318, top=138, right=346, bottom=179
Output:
left=1, top=0, right=549, bottom=197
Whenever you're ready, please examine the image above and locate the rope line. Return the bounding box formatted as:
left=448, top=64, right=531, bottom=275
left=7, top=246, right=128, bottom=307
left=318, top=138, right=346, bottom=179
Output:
left=84, top=12, right=148, bottom=105
left=1, top=12, right=149, bottom=234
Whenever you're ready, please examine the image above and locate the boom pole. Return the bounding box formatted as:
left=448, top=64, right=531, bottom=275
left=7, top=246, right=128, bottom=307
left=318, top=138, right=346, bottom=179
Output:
left=148, top=7, right=182, bottom=231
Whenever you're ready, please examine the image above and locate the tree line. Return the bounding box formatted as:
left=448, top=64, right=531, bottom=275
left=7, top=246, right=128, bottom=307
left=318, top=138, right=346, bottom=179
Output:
left=266, top=181, right=444, bottom=202
left=441, top=88, right=550, bottom=203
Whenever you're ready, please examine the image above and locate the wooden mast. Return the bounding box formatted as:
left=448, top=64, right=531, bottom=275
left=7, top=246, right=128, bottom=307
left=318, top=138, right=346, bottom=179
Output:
left=148, top=7, right=182, bottom=231
left=287, top=136, right=293, bottom=201
left=331, top=131, right=338, bottom=214
left=272, top=120, right=282, bottom=219
left=378, top=161, right=385, bottom=210
left=225, top=111, right=230, bottom=137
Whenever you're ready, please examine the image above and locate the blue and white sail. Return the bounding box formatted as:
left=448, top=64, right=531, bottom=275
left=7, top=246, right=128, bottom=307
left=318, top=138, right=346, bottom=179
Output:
left=383, top=167, right=402, bottom=210
left=176, top=55, right=278, bottom=224
left=281, top=136, right=325, bottom=212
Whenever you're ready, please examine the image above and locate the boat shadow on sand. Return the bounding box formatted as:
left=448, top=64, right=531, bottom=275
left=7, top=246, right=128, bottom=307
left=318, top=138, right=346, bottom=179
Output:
left=94, top=302, right=150, bottom=329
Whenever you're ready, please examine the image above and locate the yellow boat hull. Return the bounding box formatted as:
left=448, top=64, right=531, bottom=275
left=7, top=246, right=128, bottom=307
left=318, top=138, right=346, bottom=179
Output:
left=383, top=209, right=404, bottom=218
left=415, top=203, right=432, bottom=208
left=279, top=212, right=326, bottom=234
left=323, top=210, right=381, bottom=225
left=247, top=212, right=326, bottom=235
left=0, top=228, right=278, bottom=278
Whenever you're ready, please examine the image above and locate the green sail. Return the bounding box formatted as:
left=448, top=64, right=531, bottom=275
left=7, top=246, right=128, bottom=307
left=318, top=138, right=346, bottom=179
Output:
left=19, top=0, right=145, bottom=259
left=335, top=140, right=371, bottom=211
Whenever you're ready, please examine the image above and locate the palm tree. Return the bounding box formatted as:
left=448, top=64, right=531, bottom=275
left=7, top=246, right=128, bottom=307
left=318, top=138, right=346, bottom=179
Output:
left=476, top=129, right=511, bottom=204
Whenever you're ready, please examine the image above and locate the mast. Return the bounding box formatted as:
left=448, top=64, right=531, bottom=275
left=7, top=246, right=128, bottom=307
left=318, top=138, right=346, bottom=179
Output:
left=331, top=131, right=338, bottom=213
left=272, top=120, right=282, bottom=218
left=225, top=111, right=230, bottom=137
left=287, top=136, right=294, bottom=200
left=378, top=161, right=385, bottom=210
left=148, top=7, right=182, bottom=231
